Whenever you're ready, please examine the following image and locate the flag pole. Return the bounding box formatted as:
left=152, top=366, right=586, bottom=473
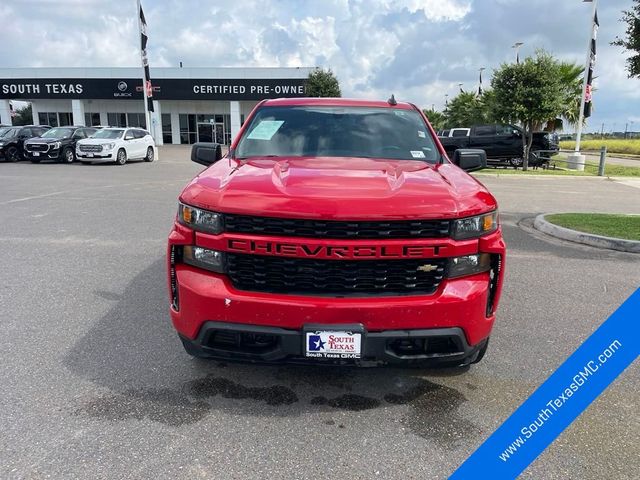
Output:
left=136, top=0, right=151, bottom=132
left=575, top=0, right=598, bottom=153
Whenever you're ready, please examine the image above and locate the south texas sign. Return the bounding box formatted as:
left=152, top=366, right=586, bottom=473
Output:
left=0, top=78, right=307, bottom=101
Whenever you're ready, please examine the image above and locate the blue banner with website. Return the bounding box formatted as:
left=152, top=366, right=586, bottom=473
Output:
left=450, top=288, right=640, bottom=479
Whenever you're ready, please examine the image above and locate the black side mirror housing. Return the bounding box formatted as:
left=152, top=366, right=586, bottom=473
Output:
left=191, top=142, right=223, bottom=166
left=453, top=149, right=487, bottom=172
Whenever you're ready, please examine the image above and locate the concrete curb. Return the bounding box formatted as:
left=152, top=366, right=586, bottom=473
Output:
left=533, top=214, right=640, bottom=254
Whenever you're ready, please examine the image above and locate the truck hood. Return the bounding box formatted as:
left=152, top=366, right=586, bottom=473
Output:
left=180, top=156, right=497, bottom=220
left=25, top=137, right=66, bottom=144
left=77, top=138, right=118, bottom=146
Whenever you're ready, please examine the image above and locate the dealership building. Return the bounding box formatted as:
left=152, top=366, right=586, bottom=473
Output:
left=0, top=67, right=313, bottom=145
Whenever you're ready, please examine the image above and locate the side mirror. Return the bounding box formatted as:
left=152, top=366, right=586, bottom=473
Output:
left=453, top=149, right=487, bottom=172
left=191, top=142, right=223, bottom=166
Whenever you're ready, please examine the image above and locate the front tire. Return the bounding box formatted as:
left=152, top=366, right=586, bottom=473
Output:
left=7, top=146, right=20, bottom=162
left=471, top=338, right=490, bottom=364
left=116, top=148, right=127, bottom=165
left=62, top=148, right=75, bottom=164
left=180, top=338, right=210, bottom=358
left=509, top=157, right=523, bottom=169
left=144, top=146, right=154, bottom=162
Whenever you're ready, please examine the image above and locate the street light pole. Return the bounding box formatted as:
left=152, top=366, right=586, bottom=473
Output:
left=512, top=42, right=524, bottom=63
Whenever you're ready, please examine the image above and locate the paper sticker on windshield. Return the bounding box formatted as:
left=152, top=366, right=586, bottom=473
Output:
left=410, top=150, right=426, bottom=158
left=247, top=120, right=284, bottom=140
left=418, top=130, right=426, bottom=138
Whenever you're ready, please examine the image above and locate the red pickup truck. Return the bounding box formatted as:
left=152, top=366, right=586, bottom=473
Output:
left=167, top=97, right=505, bottom=367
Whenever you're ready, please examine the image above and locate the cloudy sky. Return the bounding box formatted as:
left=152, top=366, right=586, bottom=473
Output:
left=1, top=0, right=638, bottom=133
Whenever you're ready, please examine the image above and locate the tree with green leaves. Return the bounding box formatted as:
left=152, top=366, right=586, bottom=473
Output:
left=611, top=0, right=640, bottom=78
left=305, top=68, right=341, bottom=97
left=443, top=91, right=490, bottom=128
left=12, top=104, right=33, bottom=126
left=422, top=108, right=446, bottom=131
left=556, top=62, right=585, bottom=129
left=491, top=51, right=565, bottom=170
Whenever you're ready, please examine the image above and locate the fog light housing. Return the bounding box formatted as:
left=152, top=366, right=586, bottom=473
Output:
left=182, top=246, right=225, bottom=273
left=447, top=253, right=491, bottom=278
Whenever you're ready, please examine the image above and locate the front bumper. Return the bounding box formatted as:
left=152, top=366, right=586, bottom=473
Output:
left=24, top=149, right=60, bottom=160
left=168, top=220, right=505, bottom=365
left=180, top=322, right=488, bottom=367
left=76, top=150, right=114, bottom=161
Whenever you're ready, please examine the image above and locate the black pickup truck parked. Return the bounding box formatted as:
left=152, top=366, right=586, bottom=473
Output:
left=439, top=124, right=558, bottom=167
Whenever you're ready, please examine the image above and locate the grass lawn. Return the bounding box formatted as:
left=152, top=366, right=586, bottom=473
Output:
left=545, top=213, right=640, bottom=241
left=560, top=139, right=640, bottom=156
left=475, top=153, right=640, bottom=177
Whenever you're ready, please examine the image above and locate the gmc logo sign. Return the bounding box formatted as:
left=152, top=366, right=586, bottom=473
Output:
left=227, top=239, right=442, bottom=259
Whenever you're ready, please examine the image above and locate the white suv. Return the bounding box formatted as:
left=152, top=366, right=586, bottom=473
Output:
left=76, top=127, right=156, bottom=165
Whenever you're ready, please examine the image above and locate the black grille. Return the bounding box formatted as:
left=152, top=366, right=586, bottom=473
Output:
left=26, top=143, right=49, bottom=152
left=223, top=214, right=450, bottom=239
left=226, top=253, right=447, bottom=296
left=79, top=144, right=103, bottom=152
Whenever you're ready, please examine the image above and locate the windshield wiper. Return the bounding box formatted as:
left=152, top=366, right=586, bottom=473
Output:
left=236, top=154, right=281, bottom=160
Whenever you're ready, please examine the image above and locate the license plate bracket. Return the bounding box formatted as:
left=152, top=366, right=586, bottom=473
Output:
left=304, top=324, right=364, bottom=359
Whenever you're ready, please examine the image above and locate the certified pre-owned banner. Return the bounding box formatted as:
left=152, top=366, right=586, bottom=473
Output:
left=450, top=288, right=639, bottom=479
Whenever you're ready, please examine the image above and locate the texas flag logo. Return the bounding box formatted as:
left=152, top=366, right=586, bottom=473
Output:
left=308, top=335, right=326, bottom=351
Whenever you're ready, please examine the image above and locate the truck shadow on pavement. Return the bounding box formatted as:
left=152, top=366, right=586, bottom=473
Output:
left=65, top=258, right=483, bottom=449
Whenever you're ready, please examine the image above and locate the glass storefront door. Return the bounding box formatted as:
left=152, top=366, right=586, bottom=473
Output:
left=197, top=122, right=225, bottom=144
left=197, top=123, right=214, bottom=143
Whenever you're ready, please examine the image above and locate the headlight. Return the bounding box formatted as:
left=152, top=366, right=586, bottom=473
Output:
left=182, top=246, right=225, bottom=273
left=452, top=211, right=498, bottom=240
left=447, top=253, right=491, bottom=278
left=178, top=203, right=223, bottom=234
left=104, top=143, right=115, bottom=150
left=52, top=141, right=61, bottom=149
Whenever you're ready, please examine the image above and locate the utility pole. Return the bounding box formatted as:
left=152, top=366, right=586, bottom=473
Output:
left=624, top=122, right=628, bottom=139
left=600, top=122, right=604, bottom=139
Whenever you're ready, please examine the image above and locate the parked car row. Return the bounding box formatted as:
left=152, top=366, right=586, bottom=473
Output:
left=0, top=125, right=156, bottom=165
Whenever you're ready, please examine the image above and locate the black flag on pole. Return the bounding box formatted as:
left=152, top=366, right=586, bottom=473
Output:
left=584, top=9, right=598, bottom=118
left=478, top=70, right=483, bottom=95
left=139, top=4, right=154, bottom=112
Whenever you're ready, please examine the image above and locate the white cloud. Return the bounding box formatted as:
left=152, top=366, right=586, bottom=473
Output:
left=0, top=0, right=637, bottom=130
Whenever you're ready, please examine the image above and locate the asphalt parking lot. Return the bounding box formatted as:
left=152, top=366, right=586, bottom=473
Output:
left=1, top=147, right=638, bottom=479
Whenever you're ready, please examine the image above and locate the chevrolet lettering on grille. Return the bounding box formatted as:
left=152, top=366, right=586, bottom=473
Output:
left=227, top=238, right=443, bottom=259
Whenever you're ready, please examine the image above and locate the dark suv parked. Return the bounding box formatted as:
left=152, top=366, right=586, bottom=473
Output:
left=24, top=126, right=98, bottom=163
left=0, top=125, right=51, bottom=162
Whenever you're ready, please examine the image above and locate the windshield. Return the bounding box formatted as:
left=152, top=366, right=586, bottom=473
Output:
left=91, top=129, right=124, bottom=139
left=235, top=106, right=439, bottom=162
left=0, top=128, right=17, bottom=138
left=41, top=127, right=75, bottom=139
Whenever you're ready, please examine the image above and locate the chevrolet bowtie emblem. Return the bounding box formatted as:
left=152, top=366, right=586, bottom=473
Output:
left=417, top=264, right=438, bottom=272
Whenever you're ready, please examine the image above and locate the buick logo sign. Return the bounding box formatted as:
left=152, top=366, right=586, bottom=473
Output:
left=117, top=81, right=128, bottom=92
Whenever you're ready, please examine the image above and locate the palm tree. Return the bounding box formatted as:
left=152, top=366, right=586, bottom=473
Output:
left=556, top=62, right=585, bottom=130
left=422, top=108, right=446, bottom=131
